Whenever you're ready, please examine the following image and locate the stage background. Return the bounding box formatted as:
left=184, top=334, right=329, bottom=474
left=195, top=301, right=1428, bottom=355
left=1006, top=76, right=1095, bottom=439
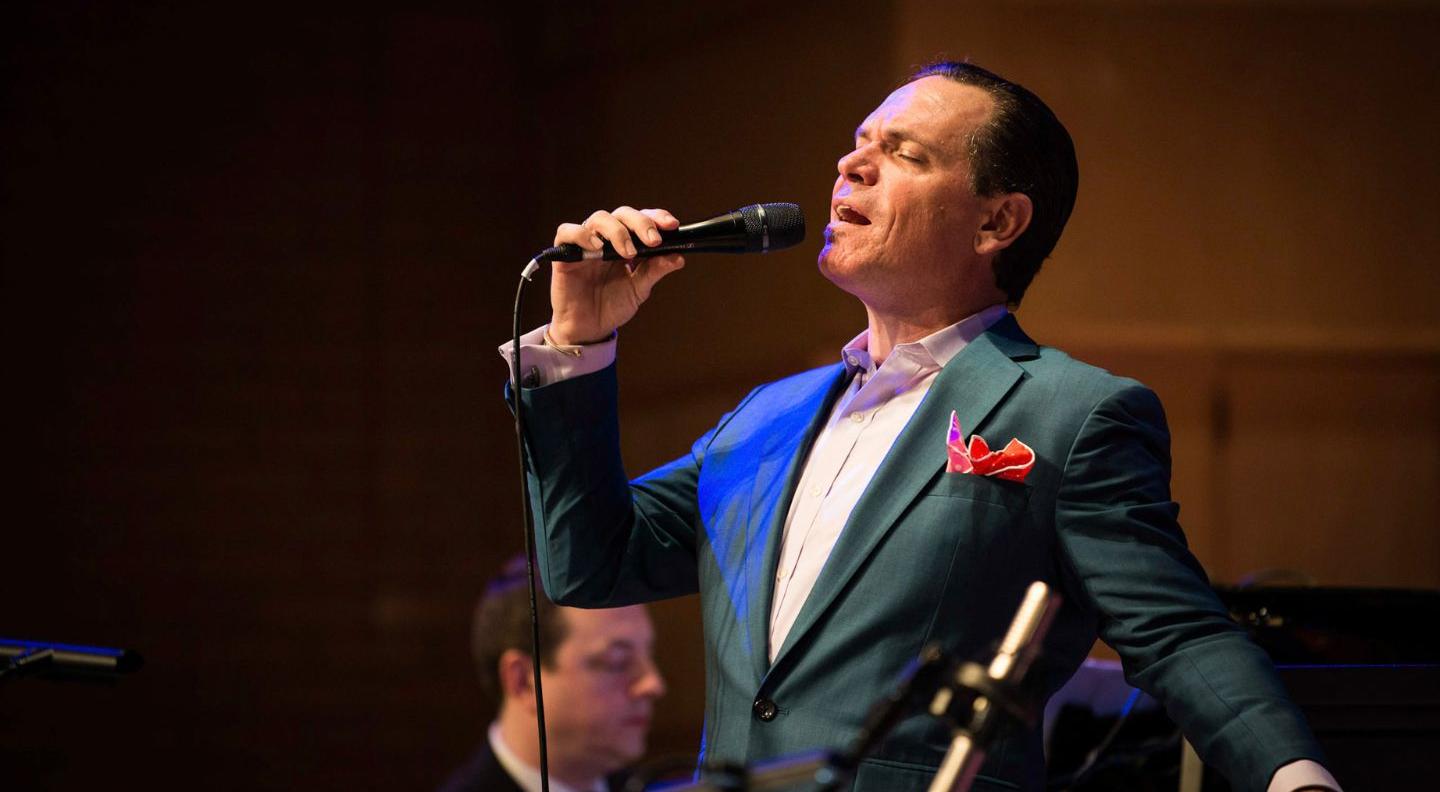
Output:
left=3, top=1, right=1436, bottom=788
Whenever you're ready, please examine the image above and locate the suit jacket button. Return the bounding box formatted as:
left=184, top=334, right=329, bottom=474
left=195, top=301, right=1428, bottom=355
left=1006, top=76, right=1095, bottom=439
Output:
left=753, top=697, right=778, bottom=722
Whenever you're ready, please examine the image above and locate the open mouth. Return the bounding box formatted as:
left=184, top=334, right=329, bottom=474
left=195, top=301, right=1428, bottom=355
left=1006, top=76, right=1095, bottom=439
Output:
left=835, top=204, right=871, bottom=225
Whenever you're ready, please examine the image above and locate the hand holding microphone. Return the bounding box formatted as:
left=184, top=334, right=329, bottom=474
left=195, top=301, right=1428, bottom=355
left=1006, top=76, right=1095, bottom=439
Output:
left=542, top=203, right=804, bottom=345
left=546, top=206, right=686, bottom=346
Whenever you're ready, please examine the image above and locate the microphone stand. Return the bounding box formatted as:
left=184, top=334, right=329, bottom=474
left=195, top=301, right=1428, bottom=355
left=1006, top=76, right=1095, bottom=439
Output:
left=641, top=582, right=1060, bottom=792
left=0, top=638, right=143, bottom=683
left=926, top=581, right=1059, bottom=792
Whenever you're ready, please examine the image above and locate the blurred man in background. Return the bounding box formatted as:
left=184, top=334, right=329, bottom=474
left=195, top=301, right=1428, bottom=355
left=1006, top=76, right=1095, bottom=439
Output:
left=438, top=556, right=666, bottom=792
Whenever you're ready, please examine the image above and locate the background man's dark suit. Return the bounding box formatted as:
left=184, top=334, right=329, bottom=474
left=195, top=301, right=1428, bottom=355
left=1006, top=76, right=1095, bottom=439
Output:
left=437, top=739, right=626, bottom=792
left=437, top=739, right=524, bottom=792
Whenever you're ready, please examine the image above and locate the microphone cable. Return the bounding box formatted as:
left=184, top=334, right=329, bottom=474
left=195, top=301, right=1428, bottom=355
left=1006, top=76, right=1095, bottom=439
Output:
left=510, top=256, right=549, bottom=792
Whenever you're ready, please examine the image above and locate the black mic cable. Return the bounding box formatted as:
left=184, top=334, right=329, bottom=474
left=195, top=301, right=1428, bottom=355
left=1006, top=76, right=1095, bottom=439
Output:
left=510, top=265, right=551, bottom=792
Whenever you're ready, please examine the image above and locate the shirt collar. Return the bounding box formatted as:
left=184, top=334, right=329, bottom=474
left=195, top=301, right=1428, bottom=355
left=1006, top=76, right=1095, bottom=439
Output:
left=488, top=722, right=606, bottom=792
left=840, top=303, right=1009, bottom=375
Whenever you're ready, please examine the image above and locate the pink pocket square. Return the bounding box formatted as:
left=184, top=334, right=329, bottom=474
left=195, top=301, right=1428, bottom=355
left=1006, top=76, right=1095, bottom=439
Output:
left=946, top=410, right=1035, bottom=482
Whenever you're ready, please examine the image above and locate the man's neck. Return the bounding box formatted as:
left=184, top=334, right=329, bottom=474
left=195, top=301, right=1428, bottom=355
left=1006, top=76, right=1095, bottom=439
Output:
left=863, top=300, right=1006, bottom=363
left=494, top=711, right=602, bottom=792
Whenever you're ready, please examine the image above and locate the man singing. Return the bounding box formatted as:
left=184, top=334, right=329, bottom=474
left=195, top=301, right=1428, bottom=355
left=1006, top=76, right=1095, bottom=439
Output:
left=502, top=61, right=1338, bottom=792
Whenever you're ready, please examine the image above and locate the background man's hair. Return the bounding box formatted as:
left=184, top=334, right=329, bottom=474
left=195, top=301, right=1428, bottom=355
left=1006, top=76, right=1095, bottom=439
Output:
left=910, top=60, right=1079, bottom=305
left=470, top=554, right=567, bottom=707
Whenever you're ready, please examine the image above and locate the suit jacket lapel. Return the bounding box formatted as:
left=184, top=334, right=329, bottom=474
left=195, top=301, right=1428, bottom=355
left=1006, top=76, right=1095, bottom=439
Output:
left=767, top=315, right=1037, bottom=671
left=742, top=363, right=851, bottom=683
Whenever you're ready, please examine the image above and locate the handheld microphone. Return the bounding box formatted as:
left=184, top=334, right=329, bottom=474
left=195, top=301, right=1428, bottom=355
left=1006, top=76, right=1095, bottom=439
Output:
left=535, top=202, right=805, bottom=263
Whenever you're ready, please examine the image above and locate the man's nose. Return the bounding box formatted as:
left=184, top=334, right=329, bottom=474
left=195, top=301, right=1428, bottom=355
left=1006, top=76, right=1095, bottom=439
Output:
left=631, top=657, right=666, bottom=699
left=837, top=145, right=876, bottom=186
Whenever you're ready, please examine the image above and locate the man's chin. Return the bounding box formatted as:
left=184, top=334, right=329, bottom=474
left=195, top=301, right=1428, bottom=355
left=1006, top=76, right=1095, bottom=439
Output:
left=612, top=737, right=647, bottom=766
left=612, top=722, right=650, bottom=756
left=818, top=246, right=869, bottom=293
left=817, top=244, right=848, bottom=280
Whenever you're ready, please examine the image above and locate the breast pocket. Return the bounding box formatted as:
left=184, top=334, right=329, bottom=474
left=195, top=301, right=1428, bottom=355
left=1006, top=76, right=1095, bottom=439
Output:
left=924, top=472, right=1030, bottom=511
left=911, top=472, right=1035, bottom=577
left=879, top=473, right=1033, bottom=590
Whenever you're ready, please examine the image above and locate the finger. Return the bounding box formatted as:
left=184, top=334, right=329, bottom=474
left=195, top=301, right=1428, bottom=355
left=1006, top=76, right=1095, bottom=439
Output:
left=641, top=208, right=681, bottom=231
left=554, top=222, right=604, bottom=250
left=630, top=254, right=686, bottom=300
left=585, top=210, right=637, bottom=259
left=612, top=205, right=664, bottom=249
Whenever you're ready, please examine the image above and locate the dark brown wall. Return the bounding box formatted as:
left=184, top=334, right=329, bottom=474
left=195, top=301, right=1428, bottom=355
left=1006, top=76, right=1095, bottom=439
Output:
left=891, top=1, right=1440, bottom=589
left=2, top=3, right=545, bottom=787
left=3, top=2, right=1436, bottom=789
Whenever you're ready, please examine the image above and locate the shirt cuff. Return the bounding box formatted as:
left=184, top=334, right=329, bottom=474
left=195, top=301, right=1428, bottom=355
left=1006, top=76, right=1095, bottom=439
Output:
left=497, top=325, right=617, bottom=388
left=1267, top=759, right=1341, bottom=792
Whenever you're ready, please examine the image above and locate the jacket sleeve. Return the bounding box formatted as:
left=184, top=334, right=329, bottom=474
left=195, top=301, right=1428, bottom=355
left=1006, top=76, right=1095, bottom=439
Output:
left=514, top=362, right=745, bottom=608
left=1053, top=383, right=1325, bottom=792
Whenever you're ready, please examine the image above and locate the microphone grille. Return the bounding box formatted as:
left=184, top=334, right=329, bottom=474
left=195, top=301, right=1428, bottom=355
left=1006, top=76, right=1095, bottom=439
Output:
left=740, top=202, right=806, bottom=252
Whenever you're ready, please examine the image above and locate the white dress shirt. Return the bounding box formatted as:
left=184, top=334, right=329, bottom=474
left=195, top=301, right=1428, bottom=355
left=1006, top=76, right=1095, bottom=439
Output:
left=488, top=722, right=605, bottom=792
left=767, top=304, right=1009, bottom=661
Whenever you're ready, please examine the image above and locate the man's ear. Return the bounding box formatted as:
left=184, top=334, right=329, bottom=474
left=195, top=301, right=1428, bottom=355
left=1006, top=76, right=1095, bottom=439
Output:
left=974, top=192, right=1033, bottom=257
left=498, top=648, right=537, bottom=714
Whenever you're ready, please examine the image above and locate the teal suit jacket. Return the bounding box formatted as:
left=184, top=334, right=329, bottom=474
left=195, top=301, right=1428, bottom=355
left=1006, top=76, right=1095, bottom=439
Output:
left=517, top=315, right=1322, bottom=791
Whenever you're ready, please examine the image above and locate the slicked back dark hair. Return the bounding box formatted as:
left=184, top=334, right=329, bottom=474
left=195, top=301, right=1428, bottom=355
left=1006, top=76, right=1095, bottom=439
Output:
left=910, top=61, right=1078, bottom=304
left=471, top=554, right=567, bottom=707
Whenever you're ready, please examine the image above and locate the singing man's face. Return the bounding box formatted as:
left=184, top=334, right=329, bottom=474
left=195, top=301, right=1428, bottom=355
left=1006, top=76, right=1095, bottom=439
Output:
left=820, top=75, right=1002, bottom=315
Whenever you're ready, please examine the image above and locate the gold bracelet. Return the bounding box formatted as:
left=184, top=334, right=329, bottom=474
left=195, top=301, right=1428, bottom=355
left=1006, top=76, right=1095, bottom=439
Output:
left=542, top=327, right=584, bottom=358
